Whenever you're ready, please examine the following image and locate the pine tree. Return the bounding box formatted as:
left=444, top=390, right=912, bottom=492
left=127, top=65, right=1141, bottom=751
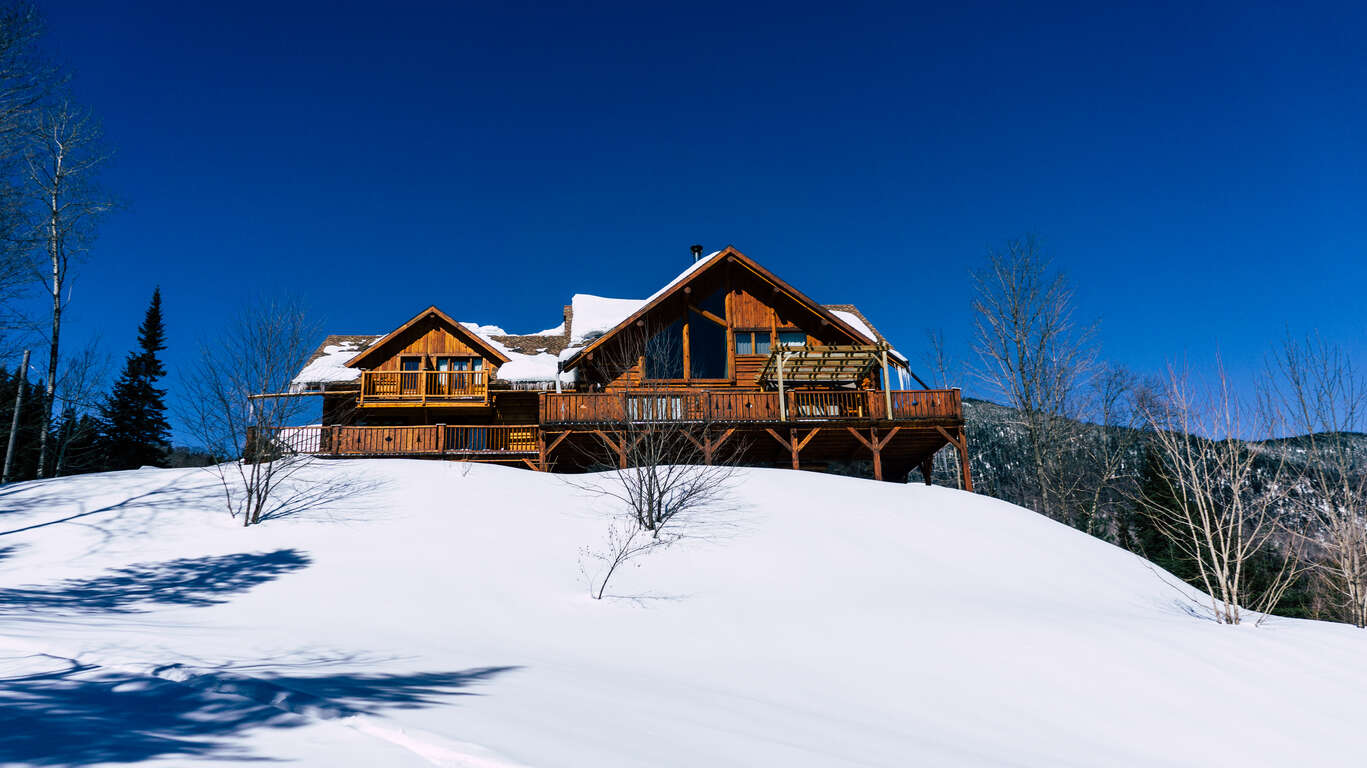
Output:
left=101, top=288, right=171, bottom=470
left=1123, top=445, right=1199, bottom=582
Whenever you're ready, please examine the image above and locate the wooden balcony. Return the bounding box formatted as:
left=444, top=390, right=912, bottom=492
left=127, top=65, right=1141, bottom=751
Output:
left=539, top=388, right=961, bottom=425
left=358, top=370, right=489, bottom=407
left=252, top=424, right=538, bottom=457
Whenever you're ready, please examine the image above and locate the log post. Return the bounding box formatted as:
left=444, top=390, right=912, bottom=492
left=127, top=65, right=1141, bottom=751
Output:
left=870, top=428, right=882, bottom=481
left=919, top=456, right=933, bottom=486
left=958, top=427, right=974, bottom=492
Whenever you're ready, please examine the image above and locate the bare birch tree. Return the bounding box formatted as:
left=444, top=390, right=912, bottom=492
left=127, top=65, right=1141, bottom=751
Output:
left=971, top=235, right=1096, bottom=523
left=23, top=100, right=112, bottom=476
left=1268, top=332, right=1367, bottom=627
left=1136, top=363, right=1299, bottom=625
left=0, top=4, right=53, bottom=344
left=183, top=297, right=319, bottom=527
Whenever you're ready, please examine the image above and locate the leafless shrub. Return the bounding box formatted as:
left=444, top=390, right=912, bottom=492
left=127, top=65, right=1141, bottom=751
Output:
left=1268, top=332, right=1367, bottom=627
left=182, top=296, right=319, bottom=526
left=1136, top=362, right=1301, bottom=625
left=569, top=327, right=745, bottom=599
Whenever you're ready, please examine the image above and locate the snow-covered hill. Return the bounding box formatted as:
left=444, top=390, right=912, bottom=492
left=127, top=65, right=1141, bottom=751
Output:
left=1, top=461, right=1363, bottom=767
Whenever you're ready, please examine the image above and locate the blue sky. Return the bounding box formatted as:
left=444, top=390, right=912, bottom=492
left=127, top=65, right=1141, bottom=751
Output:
left=24, top=0, right=1367, bottom=438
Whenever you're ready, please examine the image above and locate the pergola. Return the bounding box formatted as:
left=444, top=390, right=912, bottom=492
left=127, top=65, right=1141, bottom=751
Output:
left=755, top=344, right=888, bottom=389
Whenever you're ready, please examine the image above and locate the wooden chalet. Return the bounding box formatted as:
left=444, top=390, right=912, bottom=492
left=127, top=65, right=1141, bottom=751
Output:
left=261, top=246, right=972, bottom=487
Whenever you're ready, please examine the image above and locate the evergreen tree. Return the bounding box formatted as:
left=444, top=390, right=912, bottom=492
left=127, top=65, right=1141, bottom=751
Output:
left=0, top=365, right=50, bottom=482
left=1123, top=445, right=1200, bottom=582
left=101, top=288, right=170, bottom=469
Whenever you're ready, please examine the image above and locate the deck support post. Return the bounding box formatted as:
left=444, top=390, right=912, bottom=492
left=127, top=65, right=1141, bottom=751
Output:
left=848, top=426, right=901, bottom=482
left=541, top=430, right=571, bottom=472
left=957, top=427, right=974, bottom=492
left=871, top=428, right=882, bottom=481
left=919, top=456, right=933, bottom=486
left=593, top=429, right=626, bottom=469
left=934, top=424, right=974, bottom=492
left=707, top=428, right=735, bottom=465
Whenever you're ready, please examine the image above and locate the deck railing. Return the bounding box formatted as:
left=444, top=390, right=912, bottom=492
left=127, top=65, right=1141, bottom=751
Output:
left=539, top=389, right=961, bottom=425
left=358, top=370, right=488, bottom=405
left=249, top=424, right=538, bottom=457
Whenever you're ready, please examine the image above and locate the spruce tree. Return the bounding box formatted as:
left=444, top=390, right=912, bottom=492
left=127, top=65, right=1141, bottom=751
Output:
left=101, top=288, right=171, bottom=470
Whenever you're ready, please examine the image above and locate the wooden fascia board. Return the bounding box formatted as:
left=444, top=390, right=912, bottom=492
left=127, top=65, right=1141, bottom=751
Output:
left=346, top=305, right=512, bottom=369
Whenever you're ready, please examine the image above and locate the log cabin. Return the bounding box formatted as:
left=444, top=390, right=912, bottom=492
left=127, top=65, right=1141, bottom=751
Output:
left=264, top=246, right=971, bottom=487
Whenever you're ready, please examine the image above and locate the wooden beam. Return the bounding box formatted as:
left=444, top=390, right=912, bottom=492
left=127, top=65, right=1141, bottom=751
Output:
left=764, top=427, right=792, bottom=452
left=592, top=429, right=626, bottom=469
left=688, top=303, right=727, bottom=328
left=919, top=456, right=933, bottom=486
left=795, top=427, right=821, bottom=452
left=847, top=427, right=874, bottom=451
left=711, top=427, right=736, bottom=452
left=875, top=426, right=901, bottom=450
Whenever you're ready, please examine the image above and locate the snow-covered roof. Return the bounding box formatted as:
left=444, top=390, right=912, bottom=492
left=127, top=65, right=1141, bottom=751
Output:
left=293, top=249, right=915, bottom=389
left=568, top=295, right=647, bottom=346
left=461, top=322, right=575, bottom=385
left=829, top=310, right=876, bottom=343
left=567, top=251, right=724, bottom=346
left=290, top=335, right=382, bottom=392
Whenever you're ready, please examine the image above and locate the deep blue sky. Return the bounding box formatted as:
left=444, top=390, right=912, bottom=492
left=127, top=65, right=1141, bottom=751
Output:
left=28, top=0, right=1367, bottom=438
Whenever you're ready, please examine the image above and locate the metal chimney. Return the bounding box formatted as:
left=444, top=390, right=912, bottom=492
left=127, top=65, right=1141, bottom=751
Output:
left=690, top=244, right=703, bottom=262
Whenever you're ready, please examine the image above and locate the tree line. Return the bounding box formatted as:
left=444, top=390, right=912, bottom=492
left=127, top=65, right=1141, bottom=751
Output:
left=929, top=235, right=1367, bottom=627
left=0, top=5, right=200, bottom=481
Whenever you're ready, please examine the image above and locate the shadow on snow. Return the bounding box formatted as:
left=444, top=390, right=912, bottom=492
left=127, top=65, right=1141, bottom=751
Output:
left=0, top=549, right=311, bottom=615
left=0, top=655, right=519, bottom=765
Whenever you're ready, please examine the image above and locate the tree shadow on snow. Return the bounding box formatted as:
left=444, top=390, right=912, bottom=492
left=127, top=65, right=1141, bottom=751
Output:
left=0, top=476, right=222, bottom=557
left=0, top=549, right=311, bottom=615
left=0, top=654, right=519, bottom=765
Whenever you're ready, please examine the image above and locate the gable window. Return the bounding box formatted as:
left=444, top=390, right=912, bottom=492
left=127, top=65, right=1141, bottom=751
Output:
left=778, top=331, right=807, bottom=348
left=734, top=331, right=772, bottom=356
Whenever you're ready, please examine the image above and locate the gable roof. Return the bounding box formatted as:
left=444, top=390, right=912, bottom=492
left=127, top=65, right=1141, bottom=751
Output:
left=560, top=246, right=881, bottom=371
left=345, top=305, right=512, bottom=369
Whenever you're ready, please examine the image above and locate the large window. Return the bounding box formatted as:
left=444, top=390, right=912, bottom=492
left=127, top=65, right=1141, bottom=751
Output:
left=689, top=309, right=727, bottom=379
left=689, top=289, right=728, bottom=379
left=644, top=319, right=684, bottom=379
left=778, top=331, right=808, bottom=347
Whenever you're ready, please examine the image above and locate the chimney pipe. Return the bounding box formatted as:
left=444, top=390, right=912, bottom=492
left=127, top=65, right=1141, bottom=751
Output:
left=690, top=244, right=703, bottom=262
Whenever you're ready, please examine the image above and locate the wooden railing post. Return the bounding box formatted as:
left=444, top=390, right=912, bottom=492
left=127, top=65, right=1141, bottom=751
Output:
left=330, top=425, right=341, bottom=455
left=436, top=424, right=446, bottom=454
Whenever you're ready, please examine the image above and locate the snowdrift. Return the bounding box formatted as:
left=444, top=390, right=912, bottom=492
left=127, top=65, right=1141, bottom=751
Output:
left=0, top=460, right=1363, bottom=767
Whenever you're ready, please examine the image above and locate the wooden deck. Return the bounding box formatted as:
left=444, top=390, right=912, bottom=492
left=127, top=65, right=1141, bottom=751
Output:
left=540, top=388, right=961, bottom=424
left=247, top=388, right=969, bottom=486
left=358, top=370, right=489, bottom=407
left=252, top=424, right=538, bottom=464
